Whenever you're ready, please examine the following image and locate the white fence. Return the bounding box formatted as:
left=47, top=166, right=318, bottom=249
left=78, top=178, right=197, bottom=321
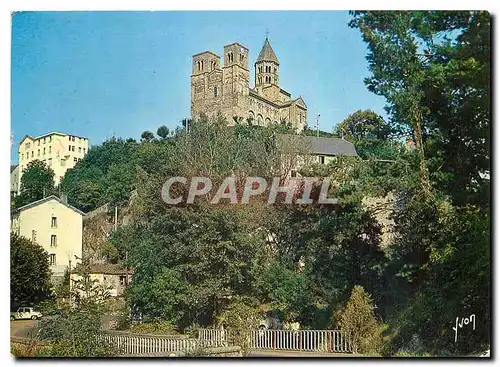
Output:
left=99, top=333, right=223, bottom=355
left=198, top=329, right=354, bottom=353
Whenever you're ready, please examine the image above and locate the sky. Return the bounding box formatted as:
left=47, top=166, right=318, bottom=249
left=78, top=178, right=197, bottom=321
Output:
left=11, top=11, right=388, bottom=163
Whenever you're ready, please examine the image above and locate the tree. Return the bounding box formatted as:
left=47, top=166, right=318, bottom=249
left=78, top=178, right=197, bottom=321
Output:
left=10, top=232, right=53, bottom=309
left=333, top=110, right=387, bottom=141
left=349, top=11, right=434, bottom=195
left=59, top=138, right=138, bottom=212
left=333, top=110, right=397, bottom=159
left=156, top=125, right=170, bottom=139
left=15, top=160, right=55, bottom=208
left=337, top=285, right=382, bottom=354
left=216, top=299, right=262, bottom=356
left=140, top=131, right=155, bottom=142
left=39, top=263, right=117, bottom=357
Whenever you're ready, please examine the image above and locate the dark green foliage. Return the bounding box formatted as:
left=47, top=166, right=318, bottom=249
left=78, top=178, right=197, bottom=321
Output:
left=333, top=110, right=398, bottom=159
left=157, top=125, right=170, bottom=139
left=337, top=286, right=383, bottom=354
left=10, top=232, right=53, bottom=309
left=140, top=131, right=155, bottom=142
left=38, top=263, right=118, bottom=357
left=14, top=160, right=56, bottom=208
left=59, top=138, right=139, bottom=211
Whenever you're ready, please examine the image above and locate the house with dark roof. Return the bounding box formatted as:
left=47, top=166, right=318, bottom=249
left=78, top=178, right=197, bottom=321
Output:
left=11, top=195, right=84, bottom=280
left=276, top=134, right=358, bottom=176
left=70, top=263, right=134, bottom=298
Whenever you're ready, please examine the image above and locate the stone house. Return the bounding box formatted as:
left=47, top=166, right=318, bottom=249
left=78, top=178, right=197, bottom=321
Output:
left=70, top=263, right=133, bottom=298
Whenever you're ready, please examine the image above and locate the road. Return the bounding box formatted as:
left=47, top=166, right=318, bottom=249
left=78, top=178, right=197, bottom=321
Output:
left=10, top=319, right=40, bottom=338
left=11, top=320, right=355, bottom=358
left=248, top=350, right=354, bottom=357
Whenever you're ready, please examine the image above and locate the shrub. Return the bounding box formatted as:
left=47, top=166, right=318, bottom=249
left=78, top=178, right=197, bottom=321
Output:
left=216, top=300, right=261, bottom=356
left=129, top=320, right=178, bottom=335
left=337, top=285, right=383, bottom=354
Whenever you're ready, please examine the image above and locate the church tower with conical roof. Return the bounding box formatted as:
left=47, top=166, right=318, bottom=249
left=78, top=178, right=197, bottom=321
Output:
left=191, top=37, right=307, bottom=132
left=255, top=37, right=279, bottom=88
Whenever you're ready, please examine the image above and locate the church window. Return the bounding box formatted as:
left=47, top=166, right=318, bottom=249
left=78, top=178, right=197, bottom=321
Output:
left=201, top=60, right=204, bottom=70
left=197, top=61, right=201, bottom=71
left=240, top=54, right=244, bottom=62
left=214, top=86, right=218, bottom=98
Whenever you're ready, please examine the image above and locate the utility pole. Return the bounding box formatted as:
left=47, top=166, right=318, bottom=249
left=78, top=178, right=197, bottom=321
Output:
left=316, top=114, right=321, bottom=137
left=125, top=251, right=129, bottom=286
left=68, top=258, right=72, bottom=299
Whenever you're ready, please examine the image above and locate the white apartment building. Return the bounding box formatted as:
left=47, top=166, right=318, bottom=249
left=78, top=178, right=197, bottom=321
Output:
left=11, top=195, right=84, bottom=279
left=17, top=132, right=89, bottom=192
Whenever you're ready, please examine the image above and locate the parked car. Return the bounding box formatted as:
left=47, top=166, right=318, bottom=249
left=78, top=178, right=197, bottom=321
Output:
left=10, top=307, right=43, bottom=321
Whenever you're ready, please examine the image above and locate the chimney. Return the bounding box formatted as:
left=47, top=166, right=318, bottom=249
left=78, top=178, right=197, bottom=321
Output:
left=60, top=192, right=68, bottom=203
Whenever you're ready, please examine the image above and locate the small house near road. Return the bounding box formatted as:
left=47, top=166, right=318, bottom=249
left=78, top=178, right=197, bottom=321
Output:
left=70, top=263, right=133, bottom=298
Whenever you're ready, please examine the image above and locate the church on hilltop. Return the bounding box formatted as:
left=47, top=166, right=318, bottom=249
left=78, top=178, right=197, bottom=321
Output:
left=190, top=37, right=307, bottom=131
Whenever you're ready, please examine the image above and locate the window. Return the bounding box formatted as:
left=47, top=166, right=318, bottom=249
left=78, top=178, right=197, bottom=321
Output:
left=200, top=60, right=204, bottom=70
left=72, top=136, right=75, bottom=142
left=31, top=151, right=34, bottom=158
left=25, top=142, right=30, bottom=149
left=240, top=54, right=244, bottom=62
left=37, top=149, right=40, bottom=156
left=83, top=148, right=86, bottom=154
left=48, top=136, right=52, bottom=143
left=48, top=158, right=52, bottom=166
left=49, top=254, right=56, bottom=266
left=78, top=147, right=81, bottom=153
left=32, top=230, right=37, bottom=243
left=60, top=159, right=65, bottom=167
left=69, top=136, right=71, bottom=141
left=291, top=170, right=297, bottom=178
left=228, top=52, right=233, bottom=63
left=214, top=86, right=218, bottom=98
left=51, top=217, right=57, bottom=228
left=43, top=138, right=46, bottom=144
left=72, top=146, right=75, bottom=152
left=37, top=140, right=40, bottom=146
left=69, top=145, right=71, bottom=151
left=319, top=156, right=325, bottom=164
left=120, top=276, right=127, bottom=286
left=43, top=147, right=46, bottom=155
left=49, top=146, right=51, bottom=153
left=74, top=157, right=77, bottom=162
left=50, top=235, right=57, bottom=246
